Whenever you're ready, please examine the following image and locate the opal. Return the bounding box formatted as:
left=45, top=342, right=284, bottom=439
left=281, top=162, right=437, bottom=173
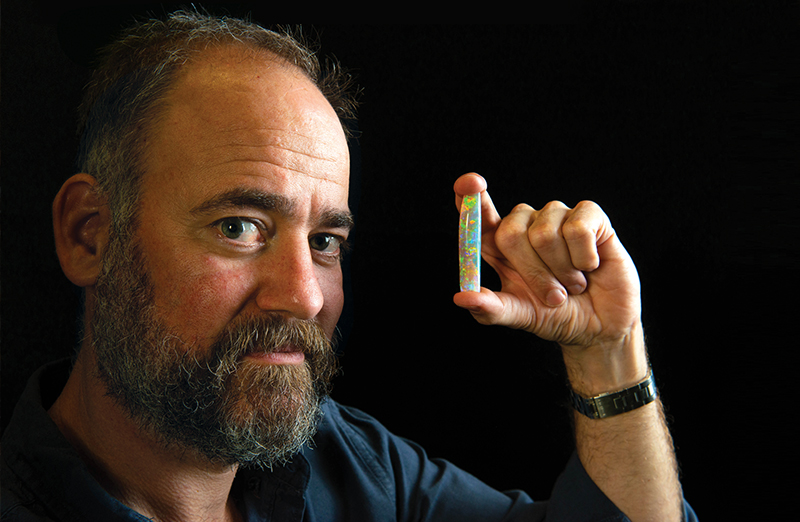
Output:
left=459, top=193, right=481, bottom=292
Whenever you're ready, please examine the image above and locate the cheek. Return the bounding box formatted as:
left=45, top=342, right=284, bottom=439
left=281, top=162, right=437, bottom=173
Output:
left=317, top=268, right=345, bottom=337
left=152, top=255, right=251, bottom=344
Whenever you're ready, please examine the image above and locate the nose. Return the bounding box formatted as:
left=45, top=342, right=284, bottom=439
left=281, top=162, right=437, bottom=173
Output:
left=254, top=239, right=324, bottom=320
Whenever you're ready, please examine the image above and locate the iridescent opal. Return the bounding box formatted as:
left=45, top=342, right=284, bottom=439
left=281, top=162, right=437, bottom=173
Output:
left=459, top=193, right=481, bottom=292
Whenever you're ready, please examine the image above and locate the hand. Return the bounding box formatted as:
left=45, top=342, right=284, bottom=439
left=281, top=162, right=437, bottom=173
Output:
left=453, top=173, right=642, bottom=355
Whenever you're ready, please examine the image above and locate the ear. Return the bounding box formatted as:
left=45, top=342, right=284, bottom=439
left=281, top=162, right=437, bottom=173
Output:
left=53, top=174, right=111, bottom=287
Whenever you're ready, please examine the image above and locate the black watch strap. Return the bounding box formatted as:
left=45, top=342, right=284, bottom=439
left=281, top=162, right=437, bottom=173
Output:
left=570, top=371, right=657, bottom=419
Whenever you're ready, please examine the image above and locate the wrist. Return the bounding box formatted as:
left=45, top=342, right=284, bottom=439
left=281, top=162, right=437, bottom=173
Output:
left=560, top=321, right=649, bottom=396
left=569, top=369, right=657, bottom=419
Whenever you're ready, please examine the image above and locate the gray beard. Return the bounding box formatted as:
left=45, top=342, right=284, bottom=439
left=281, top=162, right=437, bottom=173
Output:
left=89, top=227, right=339, bottom=469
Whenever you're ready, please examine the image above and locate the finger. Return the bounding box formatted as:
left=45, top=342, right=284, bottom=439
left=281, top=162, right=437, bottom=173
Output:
left=527, top=201, right=588, bottom=295
left=454, top=173, right=505, bottom=262
left=492, top=203, right=568, bottom=307
left=561, top=200, right=614, bottom=272
left=453, top=286, right=538, bottom=331
left=452, top=287, right=508, bottom=326
left=454, top=173, right=502, bottom=230
left=453, top=172, right=486, bottom=201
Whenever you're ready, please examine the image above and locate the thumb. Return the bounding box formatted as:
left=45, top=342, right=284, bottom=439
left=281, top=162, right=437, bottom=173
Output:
left=453, top=287, right=531, bottom=329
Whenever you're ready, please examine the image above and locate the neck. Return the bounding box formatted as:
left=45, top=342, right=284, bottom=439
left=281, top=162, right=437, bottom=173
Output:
left=48, top=348, right=242, bottom=522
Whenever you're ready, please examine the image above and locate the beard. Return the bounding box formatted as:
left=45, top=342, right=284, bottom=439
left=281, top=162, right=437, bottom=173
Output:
left=89, top=227, right=339, bottom=469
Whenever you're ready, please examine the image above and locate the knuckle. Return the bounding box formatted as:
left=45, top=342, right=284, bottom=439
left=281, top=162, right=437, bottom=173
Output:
left=562, top=218, right=593, bottom=242
left=541, top=200, right=569, bottom=211
left=574, top=199, right=599, bottom=210
left=527, top=223, right=560, bottom=250
left=494, top=219, right=528, bottom=250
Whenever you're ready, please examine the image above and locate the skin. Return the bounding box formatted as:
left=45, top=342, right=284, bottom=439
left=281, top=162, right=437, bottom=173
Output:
left=50, top=46, right=351, bottom=522
left=48, top=44, right=681, bottom=521
left=138, top=48, right=352, bottom=350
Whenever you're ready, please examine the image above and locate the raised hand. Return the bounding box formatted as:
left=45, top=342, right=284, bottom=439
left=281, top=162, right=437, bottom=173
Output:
left=453, top=173, right=641, bottom=353
left=453, top=173, right=685, bottom=521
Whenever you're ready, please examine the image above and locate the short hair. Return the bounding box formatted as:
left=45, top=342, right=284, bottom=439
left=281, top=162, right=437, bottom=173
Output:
left=77, top=10, right=358, bottom=236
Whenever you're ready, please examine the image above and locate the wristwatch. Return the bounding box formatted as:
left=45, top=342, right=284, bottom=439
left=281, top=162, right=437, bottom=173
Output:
left=570, top=371, right=657, bottom=419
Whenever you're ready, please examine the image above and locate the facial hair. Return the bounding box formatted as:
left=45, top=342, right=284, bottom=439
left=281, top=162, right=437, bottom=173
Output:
left=89, top=227, right=339, bottom=469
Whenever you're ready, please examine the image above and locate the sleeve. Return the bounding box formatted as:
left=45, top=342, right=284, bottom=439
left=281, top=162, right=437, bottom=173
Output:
left=547, top=454, right=699, bottom=522
left=309, top=401, right=697, bottom=522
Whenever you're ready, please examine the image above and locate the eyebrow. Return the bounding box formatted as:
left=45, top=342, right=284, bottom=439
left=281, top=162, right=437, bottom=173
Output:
left=319, top=208, right=356, bottom=231
left=190, top=187, right=355, bottom=231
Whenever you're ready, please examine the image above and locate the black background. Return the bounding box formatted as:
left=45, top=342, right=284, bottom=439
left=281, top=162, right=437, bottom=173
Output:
left=2, top=1, right=796, bottom=519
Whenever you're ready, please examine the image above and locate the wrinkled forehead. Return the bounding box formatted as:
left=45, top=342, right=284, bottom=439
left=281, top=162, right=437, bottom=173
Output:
left=174, top=46, right=345, bottom=143
left=137, top=45, right=351, bottom=215
left=145, top=45, right=350, bottom=184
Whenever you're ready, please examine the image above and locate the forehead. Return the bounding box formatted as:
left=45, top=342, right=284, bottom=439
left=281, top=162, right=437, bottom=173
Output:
left=140, top=45, right=350, bottom=213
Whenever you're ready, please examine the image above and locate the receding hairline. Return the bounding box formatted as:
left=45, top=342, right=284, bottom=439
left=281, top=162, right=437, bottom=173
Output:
left=167, top=42, right=325, bottom=97
left=77, top=16, right=357, bottom=164
left=133, top=42, right=348, bottom=183
left=74, top=13, right=358, bottom=238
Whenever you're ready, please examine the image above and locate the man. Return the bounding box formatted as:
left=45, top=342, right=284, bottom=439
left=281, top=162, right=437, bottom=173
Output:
left=1, top=11, right=696, bottom=522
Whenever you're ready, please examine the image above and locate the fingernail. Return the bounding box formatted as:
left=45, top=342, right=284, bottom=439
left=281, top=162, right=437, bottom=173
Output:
left=546, top=288, right=567, bottom=306
left=567, top=284, right=584, bottom=295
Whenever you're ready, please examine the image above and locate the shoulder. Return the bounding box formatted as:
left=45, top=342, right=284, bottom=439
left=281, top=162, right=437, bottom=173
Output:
left=1, top=470, right=58, bottom=521
left=318, top=399, right=394, bottom=443
left=1, top=360, right=78, bottom=522
left=313, top=400, right=402, bottom=483
left=308, top=400, right=540, bottom=522
left=315, top=399, right=428, bottom=469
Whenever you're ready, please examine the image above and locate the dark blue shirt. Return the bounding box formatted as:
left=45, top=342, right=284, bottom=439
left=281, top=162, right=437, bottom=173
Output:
left=2, top=360, right=697, bottom=521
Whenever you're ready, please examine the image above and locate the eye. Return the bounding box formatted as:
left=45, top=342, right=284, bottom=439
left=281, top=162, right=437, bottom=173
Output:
left=309, top=233, right=344, bottom=254
left=217, top=217, right=262, bottom=243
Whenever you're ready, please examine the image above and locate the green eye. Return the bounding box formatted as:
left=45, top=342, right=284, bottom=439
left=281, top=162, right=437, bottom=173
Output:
left=309, top=234, right=342, bottom=253
left=218, top=218, right=260, bottom=242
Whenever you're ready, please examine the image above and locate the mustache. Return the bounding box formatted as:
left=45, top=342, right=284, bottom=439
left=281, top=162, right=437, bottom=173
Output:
left=214, top=315, right=335, bottom=361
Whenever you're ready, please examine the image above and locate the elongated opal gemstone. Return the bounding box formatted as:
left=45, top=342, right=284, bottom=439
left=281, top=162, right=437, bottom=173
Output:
left=459, top=193, right=481, bottom=292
